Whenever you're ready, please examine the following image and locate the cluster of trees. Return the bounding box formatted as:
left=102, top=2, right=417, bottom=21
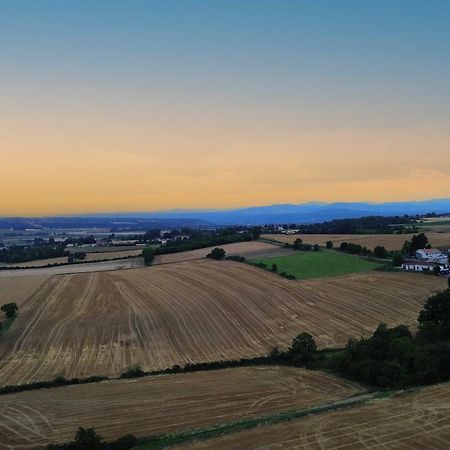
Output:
left=327, top=284, right=450, bottom=387
left=339, top=242, right=388, bottom=259
left=0, top=244, right=67, bottom=264
left=45, top=428, right=137, bottom=450
left=265, top=216, right=418, bottom=235
left=283, top=238, right=319, bottom=252
left=401, top=233, right=430, bottom=254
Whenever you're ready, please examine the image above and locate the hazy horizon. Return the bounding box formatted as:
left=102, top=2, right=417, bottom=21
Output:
left=2, top=0, right=450, bottom=215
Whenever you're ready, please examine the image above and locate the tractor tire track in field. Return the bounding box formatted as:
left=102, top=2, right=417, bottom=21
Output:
left=0, top=367, right=364, bottom=448
left=0, top=261, right=445, bottom=385
left=182, top=383, right=450, bottom=450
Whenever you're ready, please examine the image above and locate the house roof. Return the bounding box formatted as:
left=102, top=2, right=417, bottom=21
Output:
left=416, top=248, right=442, bottom=254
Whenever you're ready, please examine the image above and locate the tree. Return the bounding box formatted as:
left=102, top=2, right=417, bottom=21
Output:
left=410, top=233, right=429, bottom=252
left=1, top=303, right=18, bottom=319
left=373, top=246, right=388, bottom=259
left=207, top=247, right=226, bottom=260
left=313, top=244, right=320, bottom=252
left=293, top=238, right=303, bottom=249
left=251, top=227, right=262, bottom=240
left=74, top=252, right=86, bottom=261
left=142, top=247, right=155, bottom=266
left=289, top=332, right=317, bottom=366
left=74, top=427, right=103, bottom=449
left=401, top=239, right=411, bottom=254
left=418, top=290, right=450, bottom=340
left=393, top=253, right=404, bottom=266
left=271, top=263, right=278, bottom=272
left=326, top=240, right=333, bottom=249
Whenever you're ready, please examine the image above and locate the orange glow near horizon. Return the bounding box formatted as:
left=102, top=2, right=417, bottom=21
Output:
left=2, top=121, right=450, bottom=216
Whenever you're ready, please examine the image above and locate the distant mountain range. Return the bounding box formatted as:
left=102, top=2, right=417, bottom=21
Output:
left=87, top=199, right=450, bottom=226
left=2, top=199, right=450, bottom=228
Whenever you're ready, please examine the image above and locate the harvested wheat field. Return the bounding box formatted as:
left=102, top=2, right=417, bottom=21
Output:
left=0, top=261, right=444, bottom=385
left=0, top=274, right=51, bottom=306
left=263, top=232, right=450, bottom=251
left=182, top=383, right=450, bottom=450
left=153, top=240, right=292, bottom=264
left=0, top=366, right=365, bottom=448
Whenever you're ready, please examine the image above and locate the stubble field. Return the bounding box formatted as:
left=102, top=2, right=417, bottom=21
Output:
left=0, top=261, right=444, bottom=386
left=0, top=274, right=51, bottom=306
left=182, top=382, right=450, bottom=449
left=153, top=240, right=293, bottom=264
left=263, top=232, right=450, bottom=250
left=0, top=366, right=364, bottom=448
left=0, top=249, right=143, bottom=268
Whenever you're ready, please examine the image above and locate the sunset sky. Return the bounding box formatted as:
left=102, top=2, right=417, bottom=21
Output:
left=1, top=0, right=450, bottom=216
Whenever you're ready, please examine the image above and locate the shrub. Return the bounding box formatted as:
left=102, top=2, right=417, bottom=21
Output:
left=207, top=247, right=226, bottom=260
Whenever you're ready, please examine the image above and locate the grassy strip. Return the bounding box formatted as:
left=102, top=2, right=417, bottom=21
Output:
left=132, top=392, right=382, bottom=449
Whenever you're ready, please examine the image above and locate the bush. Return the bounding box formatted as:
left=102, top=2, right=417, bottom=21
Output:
left=1, top=303, right=18, bottom=318
left=271, top=263, right=278, bottom=272
left=120, top=366, right=146, bottom=379
left=142, top=247, right=155, bottom=266
left=326, top=241, right=333, bottom=249
left=207, top=247, right=226, bottom=260
left=393, top=253, right=404, bottom=266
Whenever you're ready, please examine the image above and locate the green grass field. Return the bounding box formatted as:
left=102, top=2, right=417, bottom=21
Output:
left=250, top=250, right=381, bottom=279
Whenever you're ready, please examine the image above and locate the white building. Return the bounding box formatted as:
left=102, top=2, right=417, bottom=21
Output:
left=415, top=248, right=448, bottom=265
left=402, top=259, right=441, bottom=272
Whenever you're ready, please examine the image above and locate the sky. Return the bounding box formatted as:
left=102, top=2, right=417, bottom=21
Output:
left=1, top=0, right=450, bottom=216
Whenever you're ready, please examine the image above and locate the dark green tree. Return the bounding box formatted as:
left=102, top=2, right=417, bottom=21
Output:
left=393, top=253, right=404, bottom=266
left=373, top=246, right=388, bottom=258
left=289, top=332, right=317, bottom=366
left=142, top=247, right=155, bottom=266
left=1, top=303, right=18, bottom=318
left=293, top=238, right=303, bottom=250
left=207, top=247, right=226, bottom=260
left=410, top=233, right=429, bottom=252
left=74, top=427, right=103, bottom=449
left=271, top=263, right=278, bottom=272
left=251, top=227, right=262, bottom=240
left=418, top=290, right=450, bottom=341
left=325, top=240, right=333, bottom=249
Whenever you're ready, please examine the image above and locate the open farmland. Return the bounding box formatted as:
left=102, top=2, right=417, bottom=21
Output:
left=250, top=251, right=380, bottom=279
left=264, top=232, right=450, bottom=251
left=182, top=382, right=450, bottom=450
left=0, top=261, right=444, bottom=386
left=1, top=248, right=143, bottom=268
left=0, top=366, right=364, bottom=448
left=153, top=240, right=292, bottom=265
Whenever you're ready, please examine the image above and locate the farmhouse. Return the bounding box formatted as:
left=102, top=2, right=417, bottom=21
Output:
left=416, top=248, right=448, bottom=265
left=401, top=259, right=443, bottom=273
